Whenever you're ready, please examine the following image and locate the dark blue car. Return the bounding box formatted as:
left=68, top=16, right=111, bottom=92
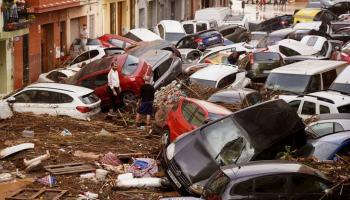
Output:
left=176, top=29, right=224, bottom=51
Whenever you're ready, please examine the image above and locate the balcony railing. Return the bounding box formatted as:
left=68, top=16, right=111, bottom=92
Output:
left=2, top=1, right=34, bottom=32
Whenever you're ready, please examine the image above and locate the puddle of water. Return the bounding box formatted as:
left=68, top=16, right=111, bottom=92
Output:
left=0, top=178, right=34, bottom=200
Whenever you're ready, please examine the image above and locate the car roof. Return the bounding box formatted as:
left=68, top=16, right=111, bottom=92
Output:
left=318, top=113, right=350, bottom=121
left=186, top=97, right=232, bottom=115
left=190, top=64, right=238, bottom=81
left=310, top=91, right=350, bottom=106
left=293, top=21, right=322, bottom=30
left=221, top=160, right=325, bottom=180
left=26, top=83, right=93, bottom=96
left=270, top=60, right=347, bottom=75
left=276, top=39, right=319, bottom=55
left=139, top=50, right=172, bottom=68
left=128, top=28, right=162, bottom=41
left=159, top=20, right=185, bottom=33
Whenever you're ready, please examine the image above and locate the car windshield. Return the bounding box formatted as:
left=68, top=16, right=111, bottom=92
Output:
left=80, top=93, right=99, bottom=104
left=253, top=52, right=280, bottom=61
left=190, top=78, right=217, bottom=87
left=183, top=24, right=194, bottom=34
left=201, top=117, right=253, bottom=165
left=330, top=83, right=350, bottom=95
left=109, top=39, right=131, bottom=48
left=122, top=55, right=139, bottom=76
left=265, top=73, right=312, bottom=93
left=165, top=33, right=186, bottom=42
left=224, top=15, right=244, bottom=21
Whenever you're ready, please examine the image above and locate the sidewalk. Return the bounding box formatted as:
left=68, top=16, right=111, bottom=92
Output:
left=230, top=1, right=307, bottom=22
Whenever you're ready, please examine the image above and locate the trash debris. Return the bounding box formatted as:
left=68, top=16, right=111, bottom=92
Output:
left=97, top=128, right=112, bottom=136
left=0, top=143, right=35, bottom=159
left=60, top=128, right=72, bottom=136
left=127, top=158, right=158, bottom=177
left=100, top=152, right=122, bottom=166
left=37, top=175, right=56, bottom=187
left=95, top=169, right=108, bottom=182
left=74, top=150, right=100, bottom=160
left=0, top=173, right=13, bottom=183
left=115, top=173, right=163, bottom=188
left=22, top=128, right=34, bottom=138
left=154, top=80, right=184, bottom=107
left=78, top=191, right=99, bottom=200
left=24, top=150, right=50, bottom=167
left=0, top=103, right=13, bottom=120
left=80, top=172, right=96, bottom=182
left=5, top=188, right=67, bottom=200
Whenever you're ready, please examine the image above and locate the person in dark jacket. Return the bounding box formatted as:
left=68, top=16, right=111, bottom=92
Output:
left=135, top=76, right=155, bottom=128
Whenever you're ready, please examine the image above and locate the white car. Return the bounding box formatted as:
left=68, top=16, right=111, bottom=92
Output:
left=0, top=83, right=101, bottom=120
left=194, top=7, right=231, bottom=26
left=155, top=20, right=187, bottom=43
left=306, top=113, right=350, bottom=138
left=189, top=64, right=251, bottom=89
left=330, top=65, right=350, bottom=95
left=279, top=91, right=350, bottom=120
left=268, top=39, right=319, bottom=58
left=198, top=43, right=250, bottom=63
left=178, top=48, right=202, bottom=64
left=124, top=28, right=162, bottom=42
left=38, top=47, right=124, bottom=83
left=222, top=14, right=249, bottom=30
left=181, top=20, right=218, bottom=34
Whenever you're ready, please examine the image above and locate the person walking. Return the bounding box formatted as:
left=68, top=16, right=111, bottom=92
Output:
left=135, top=76, right=155, bottom=130
left=80, top=24, right=89, bottom=52
left=107, top=62, right=121, bottom=115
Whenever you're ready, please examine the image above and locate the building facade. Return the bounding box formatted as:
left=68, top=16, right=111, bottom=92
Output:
left=0, top=0, right=30, bottom=94
left=101, top=0, right=135, bottom=36
left=26, top=0, right=103, bottom=83
left=135, top=0, right=230, bottom=29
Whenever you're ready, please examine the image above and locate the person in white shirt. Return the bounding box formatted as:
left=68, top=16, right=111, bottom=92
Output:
left=80, top=24, right=89, bottom=52
left=107, top=62, right=121, bottom=114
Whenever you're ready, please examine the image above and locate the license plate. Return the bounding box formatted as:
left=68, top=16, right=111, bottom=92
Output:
left=167, top=169, right=182, bottom=188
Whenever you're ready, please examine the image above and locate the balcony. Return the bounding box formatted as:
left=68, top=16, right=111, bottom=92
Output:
left=26, top=0, right=81, bottom=13
left=2, top=1, right=33, bottom=32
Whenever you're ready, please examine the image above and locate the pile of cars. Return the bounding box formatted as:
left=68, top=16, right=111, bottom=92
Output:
left=1, top=3, right=350, bottom=199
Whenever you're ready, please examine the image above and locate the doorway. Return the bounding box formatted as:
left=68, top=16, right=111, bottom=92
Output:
left=23, top=34, right=29, bottom=86
left=0, top=41, right=7, bottom=93
left=117, top=1, right=123, bottom=34
left=41, top=23, right=54, bottom=73
left=110, top=3, right=116, bottom=34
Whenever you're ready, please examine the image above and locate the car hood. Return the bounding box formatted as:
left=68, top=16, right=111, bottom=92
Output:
left=172, top=99, right=305, bottom=185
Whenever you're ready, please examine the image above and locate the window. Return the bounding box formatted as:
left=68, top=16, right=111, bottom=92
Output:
left=80, top=93, right=99, bottom=104
left=290, top=175, right=329, bottom=194
left=231, top=180, right=253, bottom=195
left=191, top=108, right=206, bottom=127
left=319, top=41, right=329, bottom=57
left=320, top=105, right=330, bottom=114
left=47, top=71, right=68, bottom=82
left=80, top=78, right=94, bottom=89
left=301, top=101, right=316, bottom=115
left=217, top=73, right=236, bottom=88
left=322, top=70, right=337, bottom=89
left=109, top=39, right=131, bottom=49
left=71, top=50, right=99, bottom=65
left=307, top=122, right=344, bottom=138
left=92, top=74, right=108, bottom=88
left=33, top=91, right=60, bottom=104
left=122, top=55, right=139, bottom=76
left=14, top=91, right=37, bottom=103
left=58, top=93, right=73, bottom=103
left=279, top=46, right=300, bottom=57
left=288, top=100, right=301, bottom=112
left=157, top=24, right=165, bottom=38
left=157, top=58, right=173, bottom=76
left=181, top=101, right=198, bottom=123
left=183, top=24, right=194, bottom=34
left=254, top=176, right=288, bottom=194
left=305, top=36, right=318, bottom=47
left=196, top=23, right=207, bottom=32
left=307, top=74, right=321, bottom=93
left=338, top=104, right=350, bottom=113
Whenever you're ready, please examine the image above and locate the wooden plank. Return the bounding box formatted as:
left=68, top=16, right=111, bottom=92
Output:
left=6, top=188, right=67, bottom=200
left=44, top=162, right=95, bottom=175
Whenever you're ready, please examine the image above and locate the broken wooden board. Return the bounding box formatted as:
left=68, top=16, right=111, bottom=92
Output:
left=44, top=162, right=95, bottom=175
left=5, top=188, right=67, bottom=200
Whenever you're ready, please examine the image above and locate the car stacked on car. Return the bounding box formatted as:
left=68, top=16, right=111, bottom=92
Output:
left=3, top=3, right=350, bottom=199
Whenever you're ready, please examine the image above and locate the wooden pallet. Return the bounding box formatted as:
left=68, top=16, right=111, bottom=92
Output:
left=5, top=188, right=67, bottom=200
left=44, top=162, right=95, bottom=175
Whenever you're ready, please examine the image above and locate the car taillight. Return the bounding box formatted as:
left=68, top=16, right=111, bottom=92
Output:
left=76, top=106, right=91, bottom=113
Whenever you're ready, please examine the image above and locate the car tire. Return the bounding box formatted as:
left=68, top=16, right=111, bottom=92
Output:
left=121, top=91, right=136, bottom=104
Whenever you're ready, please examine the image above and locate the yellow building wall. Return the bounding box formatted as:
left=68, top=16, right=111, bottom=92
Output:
left=103, top=0, right=131, bottom=35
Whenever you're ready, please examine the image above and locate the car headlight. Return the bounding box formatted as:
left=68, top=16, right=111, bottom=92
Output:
left=189, top=183, right=204, bottom=195
left=166, top=143, right=176, bottom=160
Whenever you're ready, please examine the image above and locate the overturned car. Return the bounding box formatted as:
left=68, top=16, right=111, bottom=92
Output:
left=162, top=99, right=307, bottom=196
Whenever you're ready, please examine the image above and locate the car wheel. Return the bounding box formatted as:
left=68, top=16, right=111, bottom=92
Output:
left=121, top=91, right=136, bottom=104
left=162, top=128, right=170, bottom=146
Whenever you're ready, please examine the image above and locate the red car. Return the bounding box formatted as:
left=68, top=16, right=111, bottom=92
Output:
left=162, top=97, right=232, bottom=145
left=64, top=54, right=152, bottom=107
left=98, top=34, right=137, bottom=49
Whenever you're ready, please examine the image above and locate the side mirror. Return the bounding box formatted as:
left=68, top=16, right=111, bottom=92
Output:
left=7, top=97, right=16, bottom=103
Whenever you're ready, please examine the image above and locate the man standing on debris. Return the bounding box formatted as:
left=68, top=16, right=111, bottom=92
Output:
left=108, top=62, right=121, bottom=115
left=135, top=76, right=155, bottom=129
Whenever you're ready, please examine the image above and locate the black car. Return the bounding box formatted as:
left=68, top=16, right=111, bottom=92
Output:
left=217, top=25, right=250, bottom=43
left=202, top=161, right=350, bottom=200
left=176, top=29, right=224, bottom=51
left=326, top=1, right=350, bottom=17
left=162, top=99, right=307, bottom=196
left=249, top=15, right=294, bottom=33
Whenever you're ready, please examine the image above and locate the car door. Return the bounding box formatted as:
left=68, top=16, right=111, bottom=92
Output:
left=248, top=175, right=289, bottom=200
left=12, top=90, right=58, bottom=116
left=154, top=58, right=173, bottom=88
left=54, top=92, right=76, bottom=117
left=289, top=175, right=331, bottom=200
